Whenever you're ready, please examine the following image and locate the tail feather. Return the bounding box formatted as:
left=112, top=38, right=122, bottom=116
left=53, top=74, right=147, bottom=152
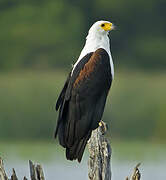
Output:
left=66, top=132, right=91, bottom=162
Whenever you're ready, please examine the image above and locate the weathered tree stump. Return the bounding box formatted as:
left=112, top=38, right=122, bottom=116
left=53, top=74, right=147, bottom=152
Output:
left=126, top=163, right=141, bottom=180
left=0, top=158, right=45, bottom=180
left=0, top=157, right=9, bottom=180
left=88, top=121, right=111, bottom=180
left=87, top=121, right=141, bottom=180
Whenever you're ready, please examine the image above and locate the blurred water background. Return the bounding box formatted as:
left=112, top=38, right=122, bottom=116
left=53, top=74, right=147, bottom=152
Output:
left=0, top=0, right=166, bottom=179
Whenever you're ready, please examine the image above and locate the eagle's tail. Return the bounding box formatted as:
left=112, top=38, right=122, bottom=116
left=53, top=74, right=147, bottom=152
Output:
left=66, top=132, right=91, bottom=162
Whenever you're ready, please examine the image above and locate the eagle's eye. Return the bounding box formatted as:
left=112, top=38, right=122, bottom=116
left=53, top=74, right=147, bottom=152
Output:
left=101, top=24, right=105, bottom=27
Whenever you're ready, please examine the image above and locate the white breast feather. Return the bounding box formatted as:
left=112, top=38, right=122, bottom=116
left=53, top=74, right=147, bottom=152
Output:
left=72, top=29, right=114, bottom=79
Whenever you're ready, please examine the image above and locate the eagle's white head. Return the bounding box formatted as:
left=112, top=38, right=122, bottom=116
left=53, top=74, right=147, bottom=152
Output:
left=88, top=20, right=115, bottom=37
left=73, top=20, right=115, bottom=78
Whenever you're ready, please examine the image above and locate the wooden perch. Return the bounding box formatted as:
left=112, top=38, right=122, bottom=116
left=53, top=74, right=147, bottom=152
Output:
left=87, top=121, right=141, bottom=180
left=87, top=121, right=111, bottom=180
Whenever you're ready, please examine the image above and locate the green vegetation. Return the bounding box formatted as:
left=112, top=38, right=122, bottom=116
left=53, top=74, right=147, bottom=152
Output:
left=0, top=0, right=165, bottom=70
left=112, top=140, right=166, bottom=162
left=0, top=140, right=59, bottom=161
left=1, top=140, right=166, bottom=162
left=106, top=69, right=166, bottom=141
left=0, top=70, right=166, bottom=141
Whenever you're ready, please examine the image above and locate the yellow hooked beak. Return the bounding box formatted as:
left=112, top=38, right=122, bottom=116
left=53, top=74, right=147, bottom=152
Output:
left=101, top=23, right=116, bottom=31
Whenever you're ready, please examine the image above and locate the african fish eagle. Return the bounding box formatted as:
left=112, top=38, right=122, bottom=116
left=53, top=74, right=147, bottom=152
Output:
left=55, top=20, right=115, bottom=162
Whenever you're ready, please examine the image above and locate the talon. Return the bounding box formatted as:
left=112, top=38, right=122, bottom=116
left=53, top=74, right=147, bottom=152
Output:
left=99, top=121, right=108, bottom=135
left=99, top=122, right=102, bottom=127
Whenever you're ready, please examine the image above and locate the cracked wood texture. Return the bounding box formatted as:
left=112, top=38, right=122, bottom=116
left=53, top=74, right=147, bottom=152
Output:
left=0, top=158, right=45, bottom=180
left=87, top=121, right=112, bottom=180
left=87, top=122, right=141, bottom=180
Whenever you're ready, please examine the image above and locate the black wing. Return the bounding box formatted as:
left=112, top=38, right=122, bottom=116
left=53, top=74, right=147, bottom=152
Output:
left=54, top=52, right=93, bottom=138
left=55, top=72, right=71, bottom=111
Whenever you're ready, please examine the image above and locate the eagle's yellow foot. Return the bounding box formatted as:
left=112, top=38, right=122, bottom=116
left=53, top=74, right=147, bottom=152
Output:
left=99, top=120, right=107, bottom=134
left=99, top=121, right=103, bottom=127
